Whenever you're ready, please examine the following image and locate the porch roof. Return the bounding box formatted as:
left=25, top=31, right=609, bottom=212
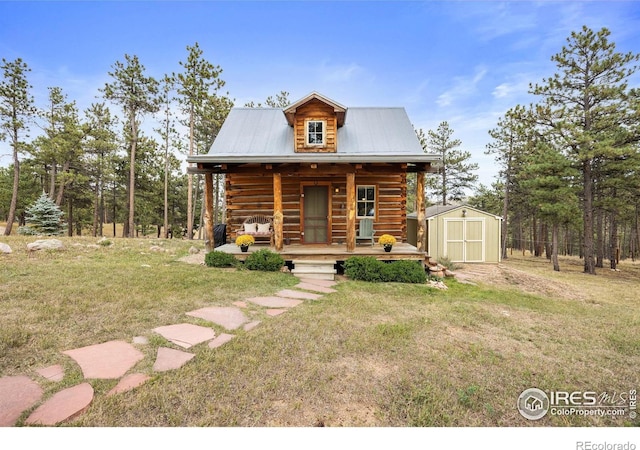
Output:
left=187, top=107, right=440, bottom=166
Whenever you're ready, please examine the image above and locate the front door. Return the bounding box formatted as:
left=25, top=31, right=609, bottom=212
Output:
left=302, top=185, right=329, bottom=244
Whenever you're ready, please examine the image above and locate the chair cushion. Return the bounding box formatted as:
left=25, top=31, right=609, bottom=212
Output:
left=244, top=223, right=257, bottom=233
left=256, top=222, right=271, bottom=233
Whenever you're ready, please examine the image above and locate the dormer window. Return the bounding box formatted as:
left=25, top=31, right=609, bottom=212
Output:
left=306, top=120, right=326, bottom=147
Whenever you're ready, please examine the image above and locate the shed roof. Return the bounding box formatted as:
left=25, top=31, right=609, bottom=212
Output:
left=187, top=102, right=439, bottom=166
left=408, top=204, right=502, bottom=220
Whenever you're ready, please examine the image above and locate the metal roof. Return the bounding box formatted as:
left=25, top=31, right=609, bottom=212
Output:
left=187, top=105, right=439, bottom=165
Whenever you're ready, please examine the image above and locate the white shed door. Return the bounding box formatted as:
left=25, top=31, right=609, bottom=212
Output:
left=444, top=219, right=485, bottom=262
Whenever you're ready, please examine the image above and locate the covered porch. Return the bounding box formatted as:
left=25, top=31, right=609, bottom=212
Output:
left=197, top=167, right=430, bottom=256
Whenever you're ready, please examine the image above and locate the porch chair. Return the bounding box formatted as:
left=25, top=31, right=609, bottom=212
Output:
left=356, top=218, right=375, bottom=246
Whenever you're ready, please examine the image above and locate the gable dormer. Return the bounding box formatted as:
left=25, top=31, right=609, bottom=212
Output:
left=283, top=92, right=346, bottom=153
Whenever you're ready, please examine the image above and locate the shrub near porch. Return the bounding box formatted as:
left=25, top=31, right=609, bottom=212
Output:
left=343, top=256, right=426, bottom=283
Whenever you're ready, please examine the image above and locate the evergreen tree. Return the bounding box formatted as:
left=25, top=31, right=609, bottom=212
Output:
left=20, top=192, right=66, bottom=235
left=0, top=58, right=35, bottom=235
left=102, top=54, right=159, bottom=238
left=175, top=42, right=225, bottom=240
left=531, top=26, right=640, bottom=274
left=521, top=142, right=580, bottom=271
left=84, top=102, right=118, bottom=237
left=486, top=105, right=532, bottom=259
left=426, top=121, right=478, bottom=205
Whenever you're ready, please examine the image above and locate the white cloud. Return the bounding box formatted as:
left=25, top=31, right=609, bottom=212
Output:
left=436, top=66, right=488, bottom=108
left=320, top=61, right=365, bottom=83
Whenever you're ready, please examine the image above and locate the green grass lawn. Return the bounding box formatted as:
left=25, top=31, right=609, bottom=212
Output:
left=1, top=236, right=638, bottom=427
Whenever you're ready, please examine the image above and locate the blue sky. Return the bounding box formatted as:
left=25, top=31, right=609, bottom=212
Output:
left=1, top=0, right=640, bottom=189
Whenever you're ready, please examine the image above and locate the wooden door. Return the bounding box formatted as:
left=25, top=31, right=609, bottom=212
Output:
left=302, top=185, right=329, bottom=244
left=444, top=218, right=485, bottom=262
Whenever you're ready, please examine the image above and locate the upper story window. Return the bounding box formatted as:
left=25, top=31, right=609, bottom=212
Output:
left=357, top=185, right=376, bottom=218
left=306, top=120, right=325, bottom=146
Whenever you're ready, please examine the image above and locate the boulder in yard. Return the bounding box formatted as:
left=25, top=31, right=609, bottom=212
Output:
left=0, top=242, right=11, bottom=254
left=27, top=239, right=64, bottom=252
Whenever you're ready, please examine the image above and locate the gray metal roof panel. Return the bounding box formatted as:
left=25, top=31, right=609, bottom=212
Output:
left=188, top=106, right=438, bottom=164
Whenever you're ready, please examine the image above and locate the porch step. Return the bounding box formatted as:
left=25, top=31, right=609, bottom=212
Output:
left=291, top=260, right=337, bottom=281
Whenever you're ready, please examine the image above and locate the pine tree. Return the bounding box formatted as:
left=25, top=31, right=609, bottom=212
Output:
left=20, top=192, right=66, bottom=235
left=175, top=42, right=225, bottom=240
left=102, top=54, right=159, bottom=238
left=427, top=121, right=478, bottom=205
left=521, top=143, right=580, bottom=271
left=531, top=26, right=640, bottom=274
left=0, top=58, right=35, bottom=235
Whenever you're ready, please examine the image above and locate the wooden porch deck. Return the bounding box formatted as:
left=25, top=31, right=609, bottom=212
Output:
left=215, top=242, right=427, bottom=263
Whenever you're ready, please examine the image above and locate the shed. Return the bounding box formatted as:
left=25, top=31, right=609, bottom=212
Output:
left=408, top=205, right=502, bottom=263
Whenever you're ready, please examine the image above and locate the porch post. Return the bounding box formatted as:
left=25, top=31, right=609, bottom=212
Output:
left=346, top=172, right=356, bottom=252
left=204, top=172, right=215, bottom=252
left=416, top=171, right=426, bottom=253
left=273, top=172, right=284, bottom=251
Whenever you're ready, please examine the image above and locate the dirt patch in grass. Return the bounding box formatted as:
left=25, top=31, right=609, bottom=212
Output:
left=455, top=261, right=588, bottom=302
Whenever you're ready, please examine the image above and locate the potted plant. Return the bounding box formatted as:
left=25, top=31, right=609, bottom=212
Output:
left=236, top=234, right=255, bottom=252
left=378, top=234, right=396, bottom=252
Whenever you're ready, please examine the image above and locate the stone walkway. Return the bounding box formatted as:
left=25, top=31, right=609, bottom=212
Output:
left=0, top=277, right=337, bottom=427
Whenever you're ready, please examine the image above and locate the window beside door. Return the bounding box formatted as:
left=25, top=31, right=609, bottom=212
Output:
left=357, top=185, right=376, bottom=218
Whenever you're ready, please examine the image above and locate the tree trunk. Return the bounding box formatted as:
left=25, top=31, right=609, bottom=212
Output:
left=92, top=180, right=100, bottom=237
left=67, top=198, right=73, bottom=237
left=49, top=164, right=56, bottom=200
left=552, top=222, right=560, bottom=271
left=186, top=107, right=194, bottom=240
left=128, top=117, right=137, bottom=238
left=544, top=223, right=552, bottom=260
left=596, top=205, right=604, bottom=268
left=609, top=211, right=618, bottom=270
left=501, top=176, right=509, bottom=260
left=583, top=159, right=596, bottom=274
left=532, top=216, right=540, bottom=257
left=163, top=149, right=169, bottom=239
left=56, top=161, right=70, bottom=207
left=5, top=136, right=20, bottom=236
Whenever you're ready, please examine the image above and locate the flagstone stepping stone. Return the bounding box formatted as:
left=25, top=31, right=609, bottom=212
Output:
left=232, top=301, right=247, bottom=308
left=25, top=382, right=93, bottom=426
left=153, top=347, right=195, bottom=372
left=36, top=364, right=64, bottom=382
left=186, top=306, right=249, bottom=330
left=208, top=333, right=235, bottom=349
left=294, top=282, right=337, bottom=294
left=299, top=278, right=337, bottom=288
left=63, top=340, right=144, bottom=379
left=243, top=321, right=261, bottom=331
left=266, top=309, right=287, bottom=317
left=153, top=323, right=215, bottom=349
left=246, top=296, right=303, bottom=308
left=107, top=373, right=151, bottom=396
left=276, top=289, right=322, bottom=300
left=0, top=375, right=43, bottom=426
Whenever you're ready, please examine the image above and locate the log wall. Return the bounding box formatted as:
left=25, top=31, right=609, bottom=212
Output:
left=226, top=165, right=407, bottom=245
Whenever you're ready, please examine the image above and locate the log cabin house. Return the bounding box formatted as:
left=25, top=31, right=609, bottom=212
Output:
left=187, top=92, right=440, bottom=272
